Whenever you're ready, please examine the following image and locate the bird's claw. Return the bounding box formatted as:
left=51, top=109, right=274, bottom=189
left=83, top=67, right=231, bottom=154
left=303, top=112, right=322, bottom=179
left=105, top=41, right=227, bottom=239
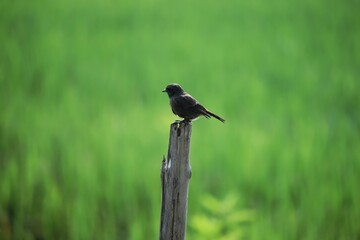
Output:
left=173, top=119, right=192, bottom=126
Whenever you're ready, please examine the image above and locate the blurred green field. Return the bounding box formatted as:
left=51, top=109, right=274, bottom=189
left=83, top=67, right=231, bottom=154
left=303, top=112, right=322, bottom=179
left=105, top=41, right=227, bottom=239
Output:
left=1, top=0, right=360, bottom=239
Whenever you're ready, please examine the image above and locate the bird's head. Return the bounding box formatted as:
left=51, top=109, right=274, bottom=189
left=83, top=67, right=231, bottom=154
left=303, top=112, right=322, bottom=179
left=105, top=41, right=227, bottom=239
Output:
left=162, top=84, right=184, bottom=97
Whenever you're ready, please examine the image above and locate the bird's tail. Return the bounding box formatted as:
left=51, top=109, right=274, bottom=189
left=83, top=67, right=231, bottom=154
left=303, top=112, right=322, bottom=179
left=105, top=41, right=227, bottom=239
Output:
left=204, top=110, right=225, bottom=123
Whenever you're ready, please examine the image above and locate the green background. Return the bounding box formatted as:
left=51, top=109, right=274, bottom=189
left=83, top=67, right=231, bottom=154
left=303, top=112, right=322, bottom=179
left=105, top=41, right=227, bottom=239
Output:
left=1, top=0, right=359, bottom=239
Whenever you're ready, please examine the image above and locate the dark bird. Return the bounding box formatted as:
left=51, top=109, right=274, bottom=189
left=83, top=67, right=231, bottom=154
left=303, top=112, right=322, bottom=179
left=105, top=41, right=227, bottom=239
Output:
left=162, top=83, right=225, bottom=123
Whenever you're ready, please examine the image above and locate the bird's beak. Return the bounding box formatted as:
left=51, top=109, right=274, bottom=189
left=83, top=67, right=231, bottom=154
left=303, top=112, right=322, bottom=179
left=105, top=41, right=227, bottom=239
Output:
left=162, top=89, right=166, bottom=92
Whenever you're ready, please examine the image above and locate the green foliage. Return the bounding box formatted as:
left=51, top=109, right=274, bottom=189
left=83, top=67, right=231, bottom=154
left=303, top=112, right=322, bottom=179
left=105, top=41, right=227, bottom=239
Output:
left=1, top=0, right=360, bottom=239
left=190, top=193, right=255, bottom=240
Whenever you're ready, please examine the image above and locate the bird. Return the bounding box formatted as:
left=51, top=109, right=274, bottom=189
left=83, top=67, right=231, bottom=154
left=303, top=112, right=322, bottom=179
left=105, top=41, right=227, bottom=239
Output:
left=162, top=83, right=225, bottom=123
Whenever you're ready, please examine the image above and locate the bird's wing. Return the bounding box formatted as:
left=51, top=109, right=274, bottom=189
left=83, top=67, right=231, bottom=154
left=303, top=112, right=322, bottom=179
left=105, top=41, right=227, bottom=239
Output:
left=180, top=93, right=198, bottom=108
left=171, top=93, right=199, bottom=116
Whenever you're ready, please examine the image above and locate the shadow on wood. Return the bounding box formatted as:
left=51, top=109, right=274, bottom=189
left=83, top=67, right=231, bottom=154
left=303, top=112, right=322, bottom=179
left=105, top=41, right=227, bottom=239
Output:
left=159, top=122, right=192, bottom=240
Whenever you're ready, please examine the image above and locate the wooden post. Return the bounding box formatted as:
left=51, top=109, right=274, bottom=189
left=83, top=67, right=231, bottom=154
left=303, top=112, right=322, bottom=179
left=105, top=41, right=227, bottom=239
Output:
left=159, top=122, right=192, bottom=240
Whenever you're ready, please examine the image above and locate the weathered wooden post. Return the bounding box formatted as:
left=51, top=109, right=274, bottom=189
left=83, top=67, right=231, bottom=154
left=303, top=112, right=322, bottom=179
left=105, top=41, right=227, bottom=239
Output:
left=159, top=121, right=192, bottom=240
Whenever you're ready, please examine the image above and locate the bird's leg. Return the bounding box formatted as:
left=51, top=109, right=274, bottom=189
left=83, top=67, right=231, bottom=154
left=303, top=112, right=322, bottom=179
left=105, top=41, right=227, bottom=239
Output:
left=173, top=119, right=192, bottom=126
left=180, top=119, right=192, bottom=124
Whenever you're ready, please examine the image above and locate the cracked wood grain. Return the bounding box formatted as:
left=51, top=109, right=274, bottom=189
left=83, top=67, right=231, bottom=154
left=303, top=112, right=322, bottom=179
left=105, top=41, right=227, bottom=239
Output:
left=159, top=122, right=192, bottom=240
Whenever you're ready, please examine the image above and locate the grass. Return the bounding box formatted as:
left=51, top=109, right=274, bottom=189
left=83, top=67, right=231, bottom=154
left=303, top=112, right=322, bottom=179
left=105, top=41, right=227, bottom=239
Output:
left=1, top=0, right=359, bottom=239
